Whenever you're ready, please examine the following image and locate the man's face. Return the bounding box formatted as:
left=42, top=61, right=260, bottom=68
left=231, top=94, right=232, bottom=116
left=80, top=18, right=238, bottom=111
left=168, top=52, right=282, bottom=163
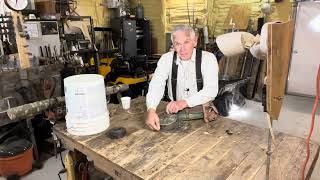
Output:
left=173, top=31, right=197, bottom=60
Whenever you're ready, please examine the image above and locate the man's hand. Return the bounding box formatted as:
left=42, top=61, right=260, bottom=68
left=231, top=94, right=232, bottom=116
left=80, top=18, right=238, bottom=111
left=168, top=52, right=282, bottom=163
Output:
left=145, top=108, right=160, bottom=131
left=166, top=100, right=188, bottom=114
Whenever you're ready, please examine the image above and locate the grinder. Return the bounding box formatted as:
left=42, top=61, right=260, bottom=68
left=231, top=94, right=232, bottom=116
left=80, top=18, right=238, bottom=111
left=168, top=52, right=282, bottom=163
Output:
left=159, top=103, right=219, bottom=131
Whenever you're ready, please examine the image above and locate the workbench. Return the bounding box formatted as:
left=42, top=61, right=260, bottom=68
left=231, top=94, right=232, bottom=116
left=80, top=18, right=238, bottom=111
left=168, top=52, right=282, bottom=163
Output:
left=53, top=97, right=319, bottom=180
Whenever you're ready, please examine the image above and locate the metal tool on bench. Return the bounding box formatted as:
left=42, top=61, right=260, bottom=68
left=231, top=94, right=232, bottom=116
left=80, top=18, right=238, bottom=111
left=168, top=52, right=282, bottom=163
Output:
left=159, top=104, right=219, bottom=131
left=158, top=78, right=251, bottom=130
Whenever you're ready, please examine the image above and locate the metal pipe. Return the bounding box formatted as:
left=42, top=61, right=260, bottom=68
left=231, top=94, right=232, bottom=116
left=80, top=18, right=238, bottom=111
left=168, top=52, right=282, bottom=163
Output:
left=186, top=0, right=191, bottom=26
left=6, top=84, right=129, bottom=121
left=192, top=0, right=195, bottom=28
left=266, top=120, right=272, bottom=180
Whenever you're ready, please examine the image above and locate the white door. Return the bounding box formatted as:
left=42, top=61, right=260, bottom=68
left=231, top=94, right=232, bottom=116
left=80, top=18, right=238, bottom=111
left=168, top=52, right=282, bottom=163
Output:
left=287, top=1, right=320, bottom=96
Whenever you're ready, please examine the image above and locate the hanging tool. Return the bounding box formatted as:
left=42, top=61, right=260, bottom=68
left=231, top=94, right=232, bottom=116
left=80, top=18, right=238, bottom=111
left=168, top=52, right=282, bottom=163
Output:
left=53, top=45, right=58, bottom=62
left=16, top=16, right=25, bottom=37
left=48, top=45, right=53, bottom=63
left=0, top=40, right=4, bottom=72
left=39, top=46, right=44, bottom=57
left=45, top=45, right=51, bottom=64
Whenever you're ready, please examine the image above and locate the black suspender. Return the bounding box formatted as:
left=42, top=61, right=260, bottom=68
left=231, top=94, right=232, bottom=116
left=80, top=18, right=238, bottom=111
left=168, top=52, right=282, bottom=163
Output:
left=171, top=52, right=178, bottom=101
left=171, top=49, right=203, bottom=101
left=195, top=49, right=203, bottom=91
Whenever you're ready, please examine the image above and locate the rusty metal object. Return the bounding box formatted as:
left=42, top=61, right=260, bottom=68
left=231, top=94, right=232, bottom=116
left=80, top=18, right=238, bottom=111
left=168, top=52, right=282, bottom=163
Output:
left=202, top=102, right=219, bottom=123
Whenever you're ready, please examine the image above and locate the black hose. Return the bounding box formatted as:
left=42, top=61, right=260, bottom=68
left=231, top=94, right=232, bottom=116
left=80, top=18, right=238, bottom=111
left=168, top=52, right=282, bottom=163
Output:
left=59, top=139, right=65, bottom=169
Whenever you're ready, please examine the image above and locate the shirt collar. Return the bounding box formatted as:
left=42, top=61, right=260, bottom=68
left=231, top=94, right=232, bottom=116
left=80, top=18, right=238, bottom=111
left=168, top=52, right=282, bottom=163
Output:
left=176, top=48, right=196, bottom=64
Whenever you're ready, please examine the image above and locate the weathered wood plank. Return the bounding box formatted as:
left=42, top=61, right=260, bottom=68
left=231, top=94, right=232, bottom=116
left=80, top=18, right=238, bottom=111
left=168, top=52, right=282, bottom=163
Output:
left=269, top=136, right=305, bottom=180
left=252, top=136, right=304, bottom=180
left=88, top=129, right=148, bottom=157
left=112, top=129, right=175, bottom=165
left=306, top=142, right=320, bottom=179
left=54, top=128, right=142, bottom=180
left=151, top=118, right=249, bottom=180
left=54, top=123, right=102, bottom=145
left=285, top=141, right=319, bottom=180
left=143, top=119, right=236, bottom=179
left=123, top=121, right=206, bottom=173
left=113, top=121, right=205, bottom=166
left=226, top=132, right=286, bottom=180
left=283, top=139, right=306, bottom=179
left=53, top=97, right=320, bottom=180
left=172, top=119, right=267, bottom=179
left=267, top=20, right=294, bottom=120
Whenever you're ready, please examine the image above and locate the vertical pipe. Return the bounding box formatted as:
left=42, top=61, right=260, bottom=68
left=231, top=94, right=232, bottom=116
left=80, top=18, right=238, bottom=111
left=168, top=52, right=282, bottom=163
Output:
left=192, top=0, right=195, bottom=28
left=266, top=120, right=272, bottom=180
left=187, top=0, right=191, bottom=26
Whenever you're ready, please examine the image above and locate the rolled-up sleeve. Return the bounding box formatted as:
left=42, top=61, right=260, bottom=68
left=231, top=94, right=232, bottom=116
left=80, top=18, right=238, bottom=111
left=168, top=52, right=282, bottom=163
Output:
left=185, top=52, right=219, bottom=107
left=146, top=54, right=171, bottom=110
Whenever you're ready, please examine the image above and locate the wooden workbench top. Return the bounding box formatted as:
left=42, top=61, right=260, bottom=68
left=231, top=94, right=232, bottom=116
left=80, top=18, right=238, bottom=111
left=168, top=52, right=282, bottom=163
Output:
left=53, top=97, right=319, bottom=180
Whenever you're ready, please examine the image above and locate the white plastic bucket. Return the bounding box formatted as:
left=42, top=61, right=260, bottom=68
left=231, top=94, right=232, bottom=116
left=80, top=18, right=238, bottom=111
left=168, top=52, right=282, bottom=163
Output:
left=64, top=74, right=109, bottom=135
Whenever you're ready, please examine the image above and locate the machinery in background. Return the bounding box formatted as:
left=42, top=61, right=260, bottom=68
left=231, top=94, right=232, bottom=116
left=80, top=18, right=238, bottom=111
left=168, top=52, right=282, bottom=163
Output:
left=111, top=18, right=151, bottom=58
left=59, top=16, right=98, bottom=74
left=109, top=17, right=152, bottom=85
left=96, top=1, right=156, bottom=99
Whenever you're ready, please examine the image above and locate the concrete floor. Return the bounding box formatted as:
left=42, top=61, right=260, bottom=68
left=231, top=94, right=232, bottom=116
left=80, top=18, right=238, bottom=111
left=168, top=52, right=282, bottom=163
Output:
left=1, top=94, right=319, bottom=180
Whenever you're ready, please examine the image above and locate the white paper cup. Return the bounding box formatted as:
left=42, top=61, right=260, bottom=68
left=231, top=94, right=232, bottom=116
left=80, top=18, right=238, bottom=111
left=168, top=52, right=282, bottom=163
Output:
left=121, top=96, right=131, bottom=109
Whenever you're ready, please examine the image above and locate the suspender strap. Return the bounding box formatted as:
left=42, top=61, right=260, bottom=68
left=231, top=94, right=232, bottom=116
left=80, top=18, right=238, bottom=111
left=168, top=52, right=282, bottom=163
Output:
left=195, top=49, right=203, bottom=91
left=171, top=49, right=203, bottom=101
left=171, top=51, right=178, bottom=101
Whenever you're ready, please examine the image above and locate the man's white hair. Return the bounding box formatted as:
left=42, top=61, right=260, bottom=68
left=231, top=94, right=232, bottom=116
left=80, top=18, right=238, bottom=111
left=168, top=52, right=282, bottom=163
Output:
left=171, top=25, right=196, bottom=42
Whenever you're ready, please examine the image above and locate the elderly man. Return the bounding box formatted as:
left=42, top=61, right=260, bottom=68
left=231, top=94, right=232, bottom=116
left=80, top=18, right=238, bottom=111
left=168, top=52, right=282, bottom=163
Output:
left=145, top=25, right=219, bottom=131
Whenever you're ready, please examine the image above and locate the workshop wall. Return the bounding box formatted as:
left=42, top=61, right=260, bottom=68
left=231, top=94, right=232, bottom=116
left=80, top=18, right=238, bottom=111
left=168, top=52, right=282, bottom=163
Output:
left=74, top=0, right=293, bottom=54
left=207, top=0, right=294, bottom=36
left=131, top=0, right=166, bottom=54
left=134, top=0, right=207, bottom=53
left=76, top=0, right=110, bottom=27
left=77, top=0, right=166, bottom=54
left=165, top=0, right=207, bottom=32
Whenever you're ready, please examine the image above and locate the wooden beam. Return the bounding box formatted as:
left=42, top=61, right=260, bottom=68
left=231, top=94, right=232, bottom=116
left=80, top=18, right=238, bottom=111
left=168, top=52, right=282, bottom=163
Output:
left=266, top=20, right=294, bottom=120
left=11, top=11, right=30, bottom=69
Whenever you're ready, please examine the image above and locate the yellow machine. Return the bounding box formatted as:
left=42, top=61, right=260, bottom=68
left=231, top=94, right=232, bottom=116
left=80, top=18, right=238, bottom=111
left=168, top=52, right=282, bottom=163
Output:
left=98, top=57, right=153, bottom=85
left=99, top=57, right=113, bottom=79
left=114, top=74, right=153, bottom=85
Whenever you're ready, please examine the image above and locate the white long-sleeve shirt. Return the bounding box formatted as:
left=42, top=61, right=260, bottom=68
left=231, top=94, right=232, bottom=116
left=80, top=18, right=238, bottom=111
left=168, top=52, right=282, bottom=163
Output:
left=146, top=48, right=219, bottom=110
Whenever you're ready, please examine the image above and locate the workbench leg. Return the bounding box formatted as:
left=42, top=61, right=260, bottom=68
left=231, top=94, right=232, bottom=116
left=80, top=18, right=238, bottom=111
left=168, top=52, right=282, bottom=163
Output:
left=69, top=150, right=88, bottom=180
left=26, top=118, right=39, bottom=161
